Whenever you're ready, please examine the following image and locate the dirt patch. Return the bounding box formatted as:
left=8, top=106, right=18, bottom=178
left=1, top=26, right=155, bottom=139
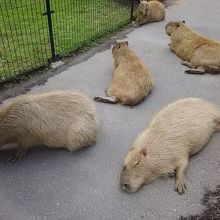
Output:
left=180, top=185, right=220, bottom=220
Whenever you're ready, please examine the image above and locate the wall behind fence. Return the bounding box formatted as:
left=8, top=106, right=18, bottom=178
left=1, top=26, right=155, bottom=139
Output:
left=0, top=0, right=131, bottom=83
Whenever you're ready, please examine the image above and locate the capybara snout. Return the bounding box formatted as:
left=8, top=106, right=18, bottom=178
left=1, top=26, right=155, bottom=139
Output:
left=120, top=174, right=131, bottom=192
left=139, top=1, right=149, bottom=15
left=120, top=170, right=144, bottom=193
left=165, top=20, right=185, bottom=36
left=120, top=146, right=155, bottom=193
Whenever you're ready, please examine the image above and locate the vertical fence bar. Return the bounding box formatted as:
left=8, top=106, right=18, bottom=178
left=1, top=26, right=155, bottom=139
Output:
left=130, top=0, right=134, bottom=21
left=43, top=0, right=59, bottom=62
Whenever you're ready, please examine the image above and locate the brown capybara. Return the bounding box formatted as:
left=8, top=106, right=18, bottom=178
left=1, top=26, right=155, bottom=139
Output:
left=94, top=41, right=154, bottom=106
left=165, top=21, right=220, bottom=74
left=120, top=98, right=220, bottom=194
left=136, top=0, right=165, bottom=25
left=0, top=91, right=99, bottom=161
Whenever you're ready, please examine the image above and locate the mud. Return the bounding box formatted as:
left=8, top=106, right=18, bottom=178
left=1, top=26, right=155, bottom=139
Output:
left=180, top=185, right=220, bottom=220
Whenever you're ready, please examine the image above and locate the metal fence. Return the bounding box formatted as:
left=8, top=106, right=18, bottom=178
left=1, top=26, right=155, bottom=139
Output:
left=0, top=0, right=133, bottom=83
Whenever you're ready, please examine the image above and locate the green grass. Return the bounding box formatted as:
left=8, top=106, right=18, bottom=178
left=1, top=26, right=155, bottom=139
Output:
left=0, top=0, right=130, bottom=83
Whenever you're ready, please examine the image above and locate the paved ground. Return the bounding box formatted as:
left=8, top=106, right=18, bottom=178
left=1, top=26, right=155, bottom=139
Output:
left=0, top=0, right=220, bottom=219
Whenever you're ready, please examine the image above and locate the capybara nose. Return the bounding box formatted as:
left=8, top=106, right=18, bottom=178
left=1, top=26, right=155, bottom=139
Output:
left=120, top=183, right=131, bottom=191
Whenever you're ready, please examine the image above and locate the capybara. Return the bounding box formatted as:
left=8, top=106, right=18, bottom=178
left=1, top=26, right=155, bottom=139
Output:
left=136, top=0, right=165, bottom=25
left=0, top=91, right=99, bottom=161
left=94, top=41, right=154, bottom=106
left=165, top=21, right=220, bottom=74
left=120, top=98, right=220, bottom=194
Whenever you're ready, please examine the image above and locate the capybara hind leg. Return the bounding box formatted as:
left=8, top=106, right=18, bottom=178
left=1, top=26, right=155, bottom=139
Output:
left=185, top=66, right=205, bottom=74
left=181, top=61, right=192, bottom=68
left=174, top=158, right=188, bottom=195
left=94, top=96, right=118, bottom=104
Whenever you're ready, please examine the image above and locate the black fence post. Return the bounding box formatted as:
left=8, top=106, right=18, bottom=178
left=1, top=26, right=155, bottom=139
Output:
left=130, top=0, right=134, bottom=21
left=43, top=0, right=59, bottom=62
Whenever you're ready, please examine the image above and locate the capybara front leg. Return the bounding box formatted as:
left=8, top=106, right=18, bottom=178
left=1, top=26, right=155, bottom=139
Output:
left=185, top=66, right=205, bottom=74
left=174, top=158, right=188, bottom=195
left=93, top=96, right=118, bottom=104
left=8, top=136, right=34, bottom=162
left=181, top=61, right=192, bottom=68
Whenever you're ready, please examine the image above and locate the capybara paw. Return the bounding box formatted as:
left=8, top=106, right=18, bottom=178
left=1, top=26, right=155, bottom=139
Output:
left=181, top=61, right=192, bottom=68
left=7, top=155, right=21, bottom=163
left=185, top=69, right=205, bottom=74
left=93, top=96, right=117, bottom=104
left=93, top=97, right=102, bottom=102
left=174, top=181, right=186, bottom=195
left=168, top=172, right=175, bottom=177
left=181, top=61, right=188, bottom=65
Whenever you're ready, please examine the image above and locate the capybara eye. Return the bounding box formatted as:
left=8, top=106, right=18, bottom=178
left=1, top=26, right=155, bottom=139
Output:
left=135, top=160, right=140, bottom=167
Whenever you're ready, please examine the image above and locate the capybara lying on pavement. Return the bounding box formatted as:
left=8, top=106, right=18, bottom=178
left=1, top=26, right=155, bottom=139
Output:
left=165, top=21, right=220, bottom=74
left=0, top=91, right=99, bottom=161
left=136, top=0, right=165, bottom=25
left=120, top=98, right=220, bottom=194
left=94, top=41, right=154, bottom=106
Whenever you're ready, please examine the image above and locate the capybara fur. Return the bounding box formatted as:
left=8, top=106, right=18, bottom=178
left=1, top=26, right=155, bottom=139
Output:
left=120, top=98, right=220, bottom=194
left=165, top=21, right=220, bottom=74
left=136, top=0, right=165, bottom=25
left=0, top=91, right=99, bottom=161
left=94, top=41, right=154, bottom=106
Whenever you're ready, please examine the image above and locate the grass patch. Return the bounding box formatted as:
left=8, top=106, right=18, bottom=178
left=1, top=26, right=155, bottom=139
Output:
left=0, top=0, right=130, bottom=83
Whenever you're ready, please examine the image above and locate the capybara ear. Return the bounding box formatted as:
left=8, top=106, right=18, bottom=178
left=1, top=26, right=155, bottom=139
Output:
left=125, top=41, right=129, bottom=46
left=182, top=20, right=185, bottom=23
left=140, top=148, right=147, bottom=156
